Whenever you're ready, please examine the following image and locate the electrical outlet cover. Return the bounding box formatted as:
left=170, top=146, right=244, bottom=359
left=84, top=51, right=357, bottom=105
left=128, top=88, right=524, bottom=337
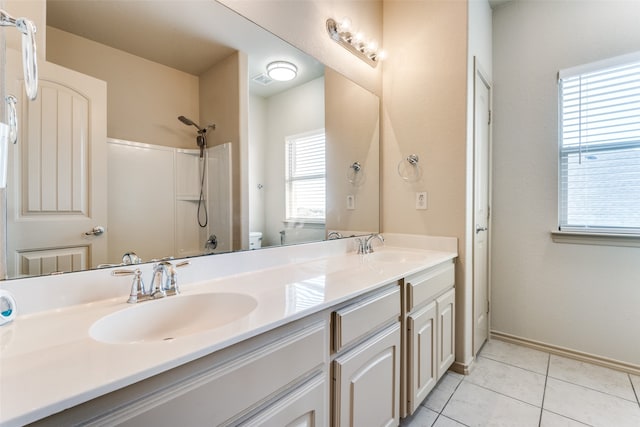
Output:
left=416, top=192, right=427, bottom=210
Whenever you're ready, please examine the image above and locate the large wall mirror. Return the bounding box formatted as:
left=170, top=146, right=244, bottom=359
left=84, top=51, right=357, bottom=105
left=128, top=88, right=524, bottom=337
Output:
left=3, top=0, right=379, bottom=280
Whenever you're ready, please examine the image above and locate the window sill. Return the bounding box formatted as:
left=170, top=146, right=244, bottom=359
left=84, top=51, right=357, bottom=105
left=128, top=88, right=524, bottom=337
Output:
left=551, top=231, right=640, bottom=248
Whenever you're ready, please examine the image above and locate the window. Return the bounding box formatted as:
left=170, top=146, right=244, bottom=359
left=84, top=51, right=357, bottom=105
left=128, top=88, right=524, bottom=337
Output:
left=285, top=130, right=326, bottom=222
left=558, top=52, right=640, bottom=234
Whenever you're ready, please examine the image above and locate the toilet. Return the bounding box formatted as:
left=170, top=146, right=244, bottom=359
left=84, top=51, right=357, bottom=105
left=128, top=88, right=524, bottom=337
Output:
left=249, top=231, right=262, bottom=250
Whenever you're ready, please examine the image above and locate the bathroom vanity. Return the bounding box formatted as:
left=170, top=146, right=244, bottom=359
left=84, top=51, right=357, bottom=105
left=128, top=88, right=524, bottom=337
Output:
left=0, top=234, right=456, bottom=426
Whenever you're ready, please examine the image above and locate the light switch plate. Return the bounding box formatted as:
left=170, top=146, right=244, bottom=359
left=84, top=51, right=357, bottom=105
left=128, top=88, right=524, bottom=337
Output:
left=416, top=192, right=427, bottom=210
left=347, top=194, right=355, bottom=210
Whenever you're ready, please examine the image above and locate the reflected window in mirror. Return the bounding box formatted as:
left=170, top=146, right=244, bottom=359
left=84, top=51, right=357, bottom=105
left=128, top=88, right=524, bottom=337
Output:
left=285, top=130, right=326, bottom=223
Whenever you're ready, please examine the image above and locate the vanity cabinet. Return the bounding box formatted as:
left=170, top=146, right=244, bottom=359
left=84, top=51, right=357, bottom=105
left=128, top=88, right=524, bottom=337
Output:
left=31, top=316, right=329, bottom=427
left=331, top=284, right=401, bottom=427
left=402, top=260, right=455, bottom=417
left=24, top=257, right=456, bottom=427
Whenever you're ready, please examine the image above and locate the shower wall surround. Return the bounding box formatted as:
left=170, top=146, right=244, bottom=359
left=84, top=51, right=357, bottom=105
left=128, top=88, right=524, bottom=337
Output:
left=107, top=139, right=232, bottom=263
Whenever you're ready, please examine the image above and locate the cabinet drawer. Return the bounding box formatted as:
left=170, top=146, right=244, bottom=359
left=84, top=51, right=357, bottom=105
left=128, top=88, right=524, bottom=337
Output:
left=405, top=261, right=454, bottom=312
left=333, top=285, right=400, bottom=352
left=96, top=321, right=328, bottom=427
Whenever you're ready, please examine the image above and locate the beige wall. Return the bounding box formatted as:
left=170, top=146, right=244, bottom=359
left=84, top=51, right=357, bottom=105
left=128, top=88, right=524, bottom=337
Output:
left=492, top=0, right=640, bottom=366
left=5, top=0, right=46, bottom=61
left=382, top=0, right=470, bottom=367
left=46, top=27, right=199, bottom=149
left=199, top=51, right=247, bottom=250
left=325, top=68, right=380, bottom=235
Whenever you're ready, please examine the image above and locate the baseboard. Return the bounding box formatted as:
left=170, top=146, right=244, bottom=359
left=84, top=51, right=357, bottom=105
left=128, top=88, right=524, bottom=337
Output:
left=449, top=358, right=475, bottom=375
left=491, top=330, right=640, bottom=376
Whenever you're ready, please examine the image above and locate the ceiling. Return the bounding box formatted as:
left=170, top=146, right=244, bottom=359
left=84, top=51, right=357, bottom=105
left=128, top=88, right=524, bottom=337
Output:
left=46, top=0, right=324, bottom=97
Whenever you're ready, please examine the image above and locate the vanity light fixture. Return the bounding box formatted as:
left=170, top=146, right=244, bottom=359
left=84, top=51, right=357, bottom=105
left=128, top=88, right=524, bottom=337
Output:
left=266, top=61, right=298, bottom=81
left=326, top=17, right=384, bottom=67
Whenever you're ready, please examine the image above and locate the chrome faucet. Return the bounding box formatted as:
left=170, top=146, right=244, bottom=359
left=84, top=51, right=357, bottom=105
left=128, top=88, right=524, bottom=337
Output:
left=357, top=233, right=384, bottom=254
left=112, top=260, right=190, bottom=304
left=328, top=231, right=343, bottom=240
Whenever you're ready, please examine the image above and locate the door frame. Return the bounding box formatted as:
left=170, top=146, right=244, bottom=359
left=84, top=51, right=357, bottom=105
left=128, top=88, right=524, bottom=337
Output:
left=472, top=56, right=493, bottom=356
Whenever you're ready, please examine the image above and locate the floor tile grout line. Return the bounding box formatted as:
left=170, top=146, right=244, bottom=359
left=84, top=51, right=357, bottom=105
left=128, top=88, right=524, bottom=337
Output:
left=460, top=379, right=542, bottom=409
left=434, top=413, right=472, bottom=427
left=629, top=373, right=640, bottom=407
left=538, top=353, right=550, bottom=427
left=543, top=409, right=597, bottom=427
left=430, top=375, right=466, bottom=426
left=547, top=375, right=639, bottom=404
left=478, top=353, right=548, bottom=376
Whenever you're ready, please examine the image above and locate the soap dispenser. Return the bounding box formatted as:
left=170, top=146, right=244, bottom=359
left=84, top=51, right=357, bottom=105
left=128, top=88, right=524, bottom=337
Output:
left=0, top=290, right=17, bottom=326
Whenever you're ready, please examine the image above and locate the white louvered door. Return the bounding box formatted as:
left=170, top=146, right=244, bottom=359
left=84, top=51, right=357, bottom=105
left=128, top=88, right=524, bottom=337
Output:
left=6, top=50, right=107, bottom=277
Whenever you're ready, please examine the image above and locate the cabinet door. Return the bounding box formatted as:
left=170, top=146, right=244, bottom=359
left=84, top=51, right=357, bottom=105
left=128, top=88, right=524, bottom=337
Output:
left=436, top=289, right=456, bottom=378
left=333, top=322, right=401, bottom=427
left=407, top=301, right=437, bottom=415
left=240, top=373, right=326, bottom=427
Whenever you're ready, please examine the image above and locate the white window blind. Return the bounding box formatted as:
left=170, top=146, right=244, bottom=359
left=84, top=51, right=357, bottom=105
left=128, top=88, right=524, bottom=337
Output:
left=285, top=130, right=326, bottom=222
left=558, top=52, right=640, bottom=233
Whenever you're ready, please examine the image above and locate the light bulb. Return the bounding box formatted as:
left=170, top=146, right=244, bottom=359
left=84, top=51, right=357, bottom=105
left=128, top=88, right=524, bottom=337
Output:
left=339, top=17, right=352, bottom=32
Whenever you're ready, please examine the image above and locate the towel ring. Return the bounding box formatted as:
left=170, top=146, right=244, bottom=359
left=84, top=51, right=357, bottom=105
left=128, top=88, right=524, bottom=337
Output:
left=397, top=154, right=421, bottom=181
left=347, top=161, right=365, bottom=185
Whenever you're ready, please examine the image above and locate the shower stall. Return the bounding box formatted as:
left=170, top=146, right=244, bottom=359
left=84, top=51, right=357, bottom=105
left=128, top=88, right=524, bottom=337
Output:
left=106, top=138, right=232, bottom=263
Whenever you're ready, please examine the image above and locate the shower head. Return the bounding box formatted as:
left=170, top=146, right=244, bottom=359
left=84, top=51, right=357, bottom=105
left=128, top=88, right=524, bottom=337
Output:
left=178, top=115, right=203, bottom=132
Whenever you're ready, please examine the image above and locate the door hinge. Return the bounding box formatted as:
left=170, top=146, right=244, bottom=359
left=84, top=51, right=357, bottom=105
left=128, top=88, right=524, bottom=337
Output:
left=487, top=300, right=490, bottom=313
left=488, top=109, right=492, bottom=125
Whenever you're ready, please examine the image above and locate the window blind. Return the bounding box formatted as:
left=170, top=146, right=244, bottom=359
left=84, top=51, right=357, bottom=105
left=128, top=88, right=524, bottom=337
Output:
left=559, top=53, right=640, bottom=233
left=285, top=130, right=326, bottom=221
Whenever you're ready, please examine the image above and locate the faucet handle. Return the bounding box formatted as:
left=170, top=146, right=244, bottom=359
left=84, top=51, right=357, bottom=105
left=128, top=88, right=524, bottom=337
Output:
left=112, top=268, right=146, bottom=304
left=167, top=261, right=190, bottom=295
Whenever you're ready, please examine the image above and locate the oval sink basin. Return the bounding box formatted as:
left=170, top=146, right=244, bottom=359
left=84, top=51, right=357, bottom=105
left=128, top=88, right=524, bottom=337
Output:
left=364, top=250, right=426, bottom=264
left=90, top=293, right=257, bottom=344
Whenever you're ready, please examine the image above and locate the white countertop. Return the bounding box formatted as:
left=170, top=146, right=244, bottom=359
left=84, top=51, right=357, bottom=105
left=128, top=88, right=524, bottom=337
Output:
left=0, top=236, right=456, bottom=426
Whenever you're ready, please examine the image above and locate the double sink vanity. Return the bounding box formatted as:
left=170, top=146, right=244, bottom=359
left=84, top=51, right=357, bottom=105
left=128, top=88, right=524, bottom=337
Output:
left=0, top=234, right=457, bottom=426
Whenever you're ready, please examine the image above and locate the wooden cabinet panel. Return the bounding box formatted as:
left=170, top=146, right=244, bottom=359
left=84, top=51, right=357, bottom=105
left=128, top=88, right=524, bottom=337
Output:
left=105, top=322, right=327, bottom=426
left=240, top=373, right=327, bottom=427
left=407, top=301, right=437, bottom=414
left=436, top=289, right=456, bottom=378
left=402, top=260, right=456, bottom=419
left=333, top=285, right=400, bottom=352
left=405, top=261, right=454, bottom=312
left=333, top=322, right=401, bottom=427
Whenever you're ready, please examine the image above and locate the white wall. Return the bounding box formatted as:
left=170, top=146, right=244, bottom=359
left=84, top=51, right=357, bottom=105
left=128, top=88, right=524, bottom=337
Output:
left=492, top=0, right=640, bottom=365
left=249, top=94, right=267, bottom=236
left=263, top=77, right=325, bottom=247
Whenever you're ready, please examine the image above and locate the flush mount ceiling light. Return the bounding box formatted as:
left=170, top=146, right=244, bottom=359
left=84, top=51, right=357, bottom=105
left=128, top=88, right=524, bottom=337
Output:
left=266, top=61, right=298, bottom=81
left=326, top=17, right=385, bottom=67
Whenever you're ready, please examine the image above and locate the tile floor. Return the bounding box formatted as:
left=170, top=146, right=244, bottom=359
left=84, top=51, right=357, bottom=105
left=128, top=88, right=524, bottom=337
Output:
left=400, top=339, right=640, bottom=427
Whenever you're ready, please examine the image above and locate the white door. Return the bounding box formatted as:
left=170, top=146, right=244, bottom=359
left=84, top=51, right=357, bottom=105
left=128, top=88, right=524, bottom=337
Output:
left=6, top=50, right=107, bottom=277
left=473, top=58, right=492, bottom=355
